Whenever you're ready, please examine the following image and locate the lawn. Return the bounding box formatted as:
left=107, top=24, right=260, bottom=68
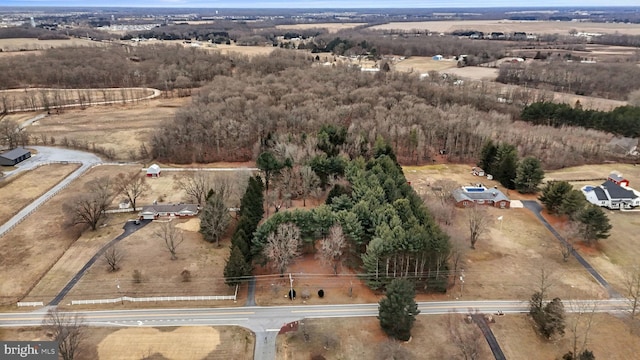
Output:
left=0, top=163, right=79, bottom=225
left=0, top=325, right=254, bottom=360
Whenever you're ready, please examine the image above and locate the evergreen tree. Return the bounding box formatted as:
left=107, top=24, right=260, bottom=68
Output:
left=478, top=140, right=498, bottom=175
left=256, top=151, right=283, bottom=193
left=231, top=228, right=250, bottom=261
left=558, top=189, right=587, bottom=219
left=493, top=143, right=518, bottom=189
left=514, top=157, right=545, bottom=194
left=539, top=181, right=573, bottom=214
left=577, top=205, right=612, bottom=244
left=317, top=124, right=347, bottom=157
left=224, top=245, right=251, bottom=286
left=378, top=278, right=420, bottom=341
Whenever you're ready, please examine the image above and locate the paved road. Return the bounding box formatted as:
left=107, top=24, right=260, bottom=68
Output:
left=472, top=313, right=506, bottom=360
left=49, top=219, right=152, bottom=306
left=0, top=147, right=102, bottom=238
left=522, top=200, right=622, bottom=298
left=0, top=299, right=630, bottom=359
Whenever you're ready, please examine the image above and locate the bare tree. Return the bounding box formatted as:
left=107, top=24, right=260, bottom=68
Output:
left=113, top=171, right=150, bottom=210
left=0, top=117, right=26, bottom=149
left=64, top=176, right=113, bottom=231
left=174, top=172, right=211, bottom=206
left=263, top=222, right=301, bottom=275
left=317, top=224, right=346, bottom=275
left=199, top=190, right=231, bottom=247
left=42, top=308, right=85, bottom=360
left=625, top=264, right=640, bottom=319
left=467, top=205, right=490, bottom=249
left=300, top=165, right=320, bottom=207
left=103, top=244, right=123, bottom=272
left=431, top=179, right=459, bottom=204
left=155, top=221, right=184, bottom=260
left=423, top=196, right=456, bottom=226
left=446, top=312, right=483, bottom=360
left=566, top=300, right=597, bottom=358
left=375, top=340, right=413, bottom=360
left=558, top=221, right=580, bottom=262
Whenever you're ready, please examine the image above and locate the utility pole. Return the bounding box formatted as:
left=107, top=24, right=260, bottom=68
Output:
left=289, top=273, right=294, bottom=301
left=116, top=278, right=123, bottom=305
left=459, top=269, right=465, bottom=298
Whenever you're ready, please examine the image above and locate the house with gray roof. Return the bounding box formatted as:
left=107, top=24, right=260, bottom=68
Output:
left=581, top=180, right=640, bottom=210
left=138, top=203, right=199, bottom=220
left=0, top=147, right=31, bottom=166
left=452, top=186, right=510, bottom=209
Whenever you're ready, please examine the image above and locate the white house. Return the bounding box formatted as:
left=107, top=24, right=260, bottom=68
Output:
left=582, top=180, right=640, bottom=210
left=146, top=163, right=161, bottom=177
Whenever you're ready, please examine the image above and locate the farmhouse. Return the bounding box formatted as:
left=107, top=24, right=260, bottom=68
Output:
left=452, top=186, right=510, bottom=209
left=146, top=163, right=161, bottom=177
left=138, top=203, right=199, bottom=220
left=581, top=178, right=640, bottom=210
left=0, top=147, right=31, bottom=166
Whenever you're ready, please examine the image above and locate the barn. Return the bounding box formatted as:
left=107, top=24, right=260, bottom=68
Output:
left=0, top=147, right=31, bottom=166
left=146, top=163, right=161, bottom=177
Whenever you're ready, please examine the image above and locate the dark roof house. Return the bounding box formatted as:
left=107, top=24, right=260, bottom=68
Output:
left=582, top=180, right=640, bottom=209
left=452, top=186, right=510, bottom=209
left=138, top=203, right=199, bottom=220
left=0, top=147, right=31, bottom=166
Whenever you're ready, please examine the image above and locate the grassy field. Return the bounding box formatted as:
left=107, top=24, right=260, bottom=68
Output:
left=0, top=326, right=254, bottom=360
left=24, top=96, right=187, bottom=160
left=545, top=164, right=640, bottom=294
left=278, top=313, right=639, bottom=360
left=393, top=57, right=458, bottom=73
left=370, top=20, right=640, bottom=36
left=0, top=163, right=79, bottom=225
left=0, top=38, right=102, bottom=52
left=276, top=23, right=366, bottom=33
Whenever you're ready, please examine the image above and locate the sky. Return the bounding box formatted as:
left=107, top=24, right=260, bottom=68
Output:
left=2, top=1, right=640, bottom=8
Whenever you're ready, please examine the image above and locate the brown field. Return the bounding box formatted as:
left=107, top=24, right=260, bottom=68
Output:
left=25, top=96, right=188, bottom=160
left=404, top=164, right=607, bottom=301
left=0, top=163, right=200, bottom=306
left=442, top=66, right=500, bottom=81
left=208, top=44, right=277, bottom=57
left=276, top=23, right=366, bottom=33
left=545, top=164, right=640, bottom=294
left=59, top=217, right=236, bottom=306
left=277, top=316, right=492, bottom=360
left=0, top=163, right=79, bottom=225
left=393, top=57, right=458, bottom=73
left=370, top=20, right=640, bottom=36
left=279, top=313, right=639, bottom=360
left=0, top=38, right=103, bottom=52
left=0, top=326, right=254, bottom=360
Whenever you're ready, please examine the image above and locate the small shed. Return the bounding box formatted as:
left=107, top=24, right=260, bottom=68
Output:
left=432, top=54, right=443, bottom=60
left=146, top=164, right=161, bottom=177
left=0, top=147, right=31, bottom=166
left=472, top=167, right=485, bottom=177
left=608, top=172, right=630, bottom=187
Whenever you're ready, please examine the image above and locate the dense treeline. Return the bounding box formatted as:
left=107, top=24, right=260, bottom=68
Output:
left=497, top=61, right=640, bottom=100
left=594, top=33, right=640, bottom=48
left=0, top=44, right=234, bottom=89
left=151, top=50, right=622, bottom=169
left=521, top=102, right=640, bottom=138
left=250, top=145, right=451, bottom=291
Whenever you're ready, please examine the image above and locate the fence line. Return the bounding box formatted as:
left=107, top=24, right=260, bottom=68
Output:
left=141, top=167, right=258, bottom=172
left=104, top=207, right=143, bottom=214
left=17, top=301, right=44, bottom=307
left=70, top=291, right=238, bottom=306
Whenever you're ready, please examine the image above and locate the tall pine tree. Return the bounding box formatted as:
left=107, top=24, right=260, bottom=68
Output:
left=224, top=245, right=251, bottom=286
left=378, top=278, right=420, bottom=341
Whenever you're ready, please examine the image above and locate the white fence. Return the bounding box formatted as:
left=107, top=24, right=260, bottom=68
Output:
left=17, top=301, right=44, bottom=307
left=105, top=207, right=143, bottom=214
left=71, top=294, right=237, bottom=306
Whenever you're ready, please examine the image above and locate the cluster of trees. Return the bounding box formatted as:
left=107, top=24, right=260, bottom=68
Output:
left=249, top=140, right=451, bottom=292
left=477, top=140, right=545, bottom=192
left=521, top=102, right=640, bottom=138
left=497, top=61, right=640, bottom=100
left=539, top=181, right=612, bottom=245
left=151, top=50, right=620, bottom=169
left=223, top=176, right=264, bottom=286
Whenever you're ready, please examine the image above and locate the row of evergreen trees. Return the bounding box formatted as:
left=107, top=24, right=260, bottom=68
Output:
left=223, top=176, right=264, bottom=286
left=478, top=140, right=545, bottom=193
left=521, top=102, right=640, bottom=138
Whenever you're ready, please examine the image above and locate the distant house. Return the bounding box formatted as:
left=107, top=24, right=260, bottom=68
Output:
left=146, top=163, right=161, bottom=177
left=471, top=167, right=485, bottom=177
left=452, top=186, right=510, bottom=209
left=581, top=180, right=640, bottom=210
left=0, top=147, right=31, bottom=166
left=138, top=203, right=199, bottom=220
left=432, top=54, right=443, bottom=60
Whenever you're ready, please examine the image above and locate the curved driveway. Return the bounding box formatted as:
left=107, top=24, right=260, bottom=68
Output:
left=0, top=146, right=102, bottom=238
left=522, top=200, right=621, bottom=298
